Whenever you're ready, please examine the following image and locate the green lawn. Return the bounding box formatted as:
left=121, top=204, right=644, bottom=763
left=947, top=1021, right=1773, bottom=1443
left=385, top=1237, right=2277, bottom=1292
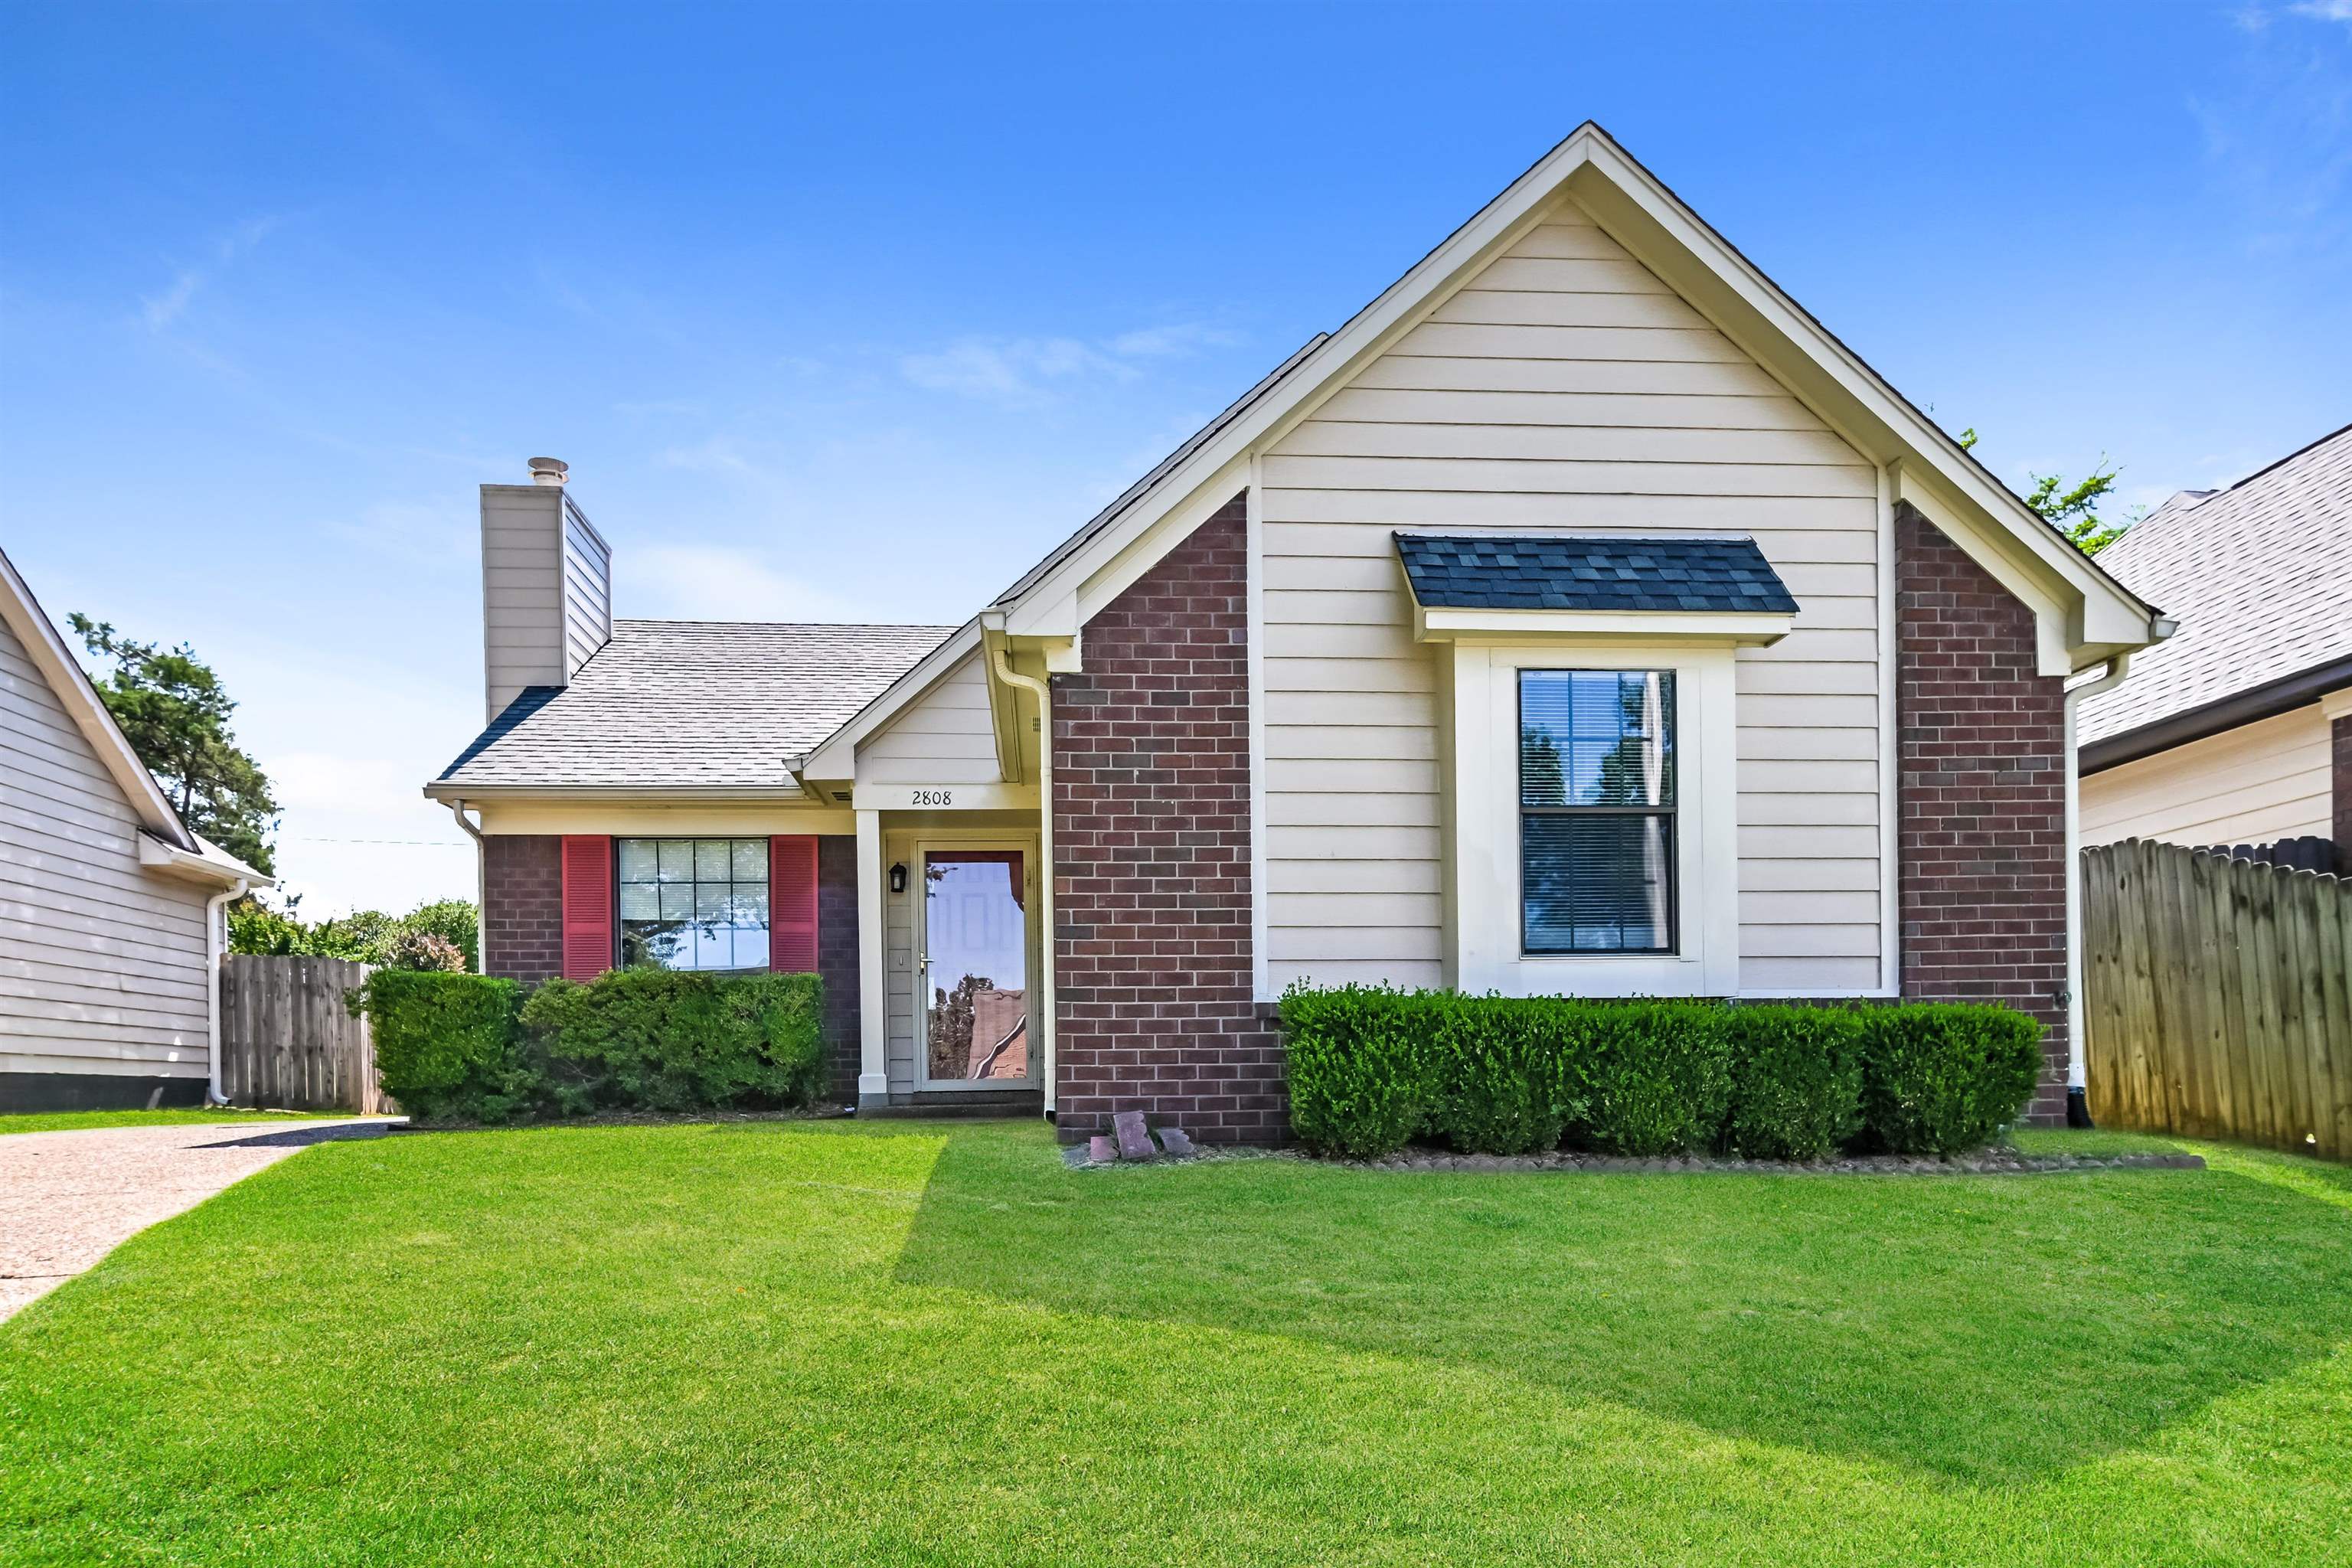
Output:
left=3, top=1122, right=2347, bottom=1566
left=0, top=1107, right=358, bottom=1136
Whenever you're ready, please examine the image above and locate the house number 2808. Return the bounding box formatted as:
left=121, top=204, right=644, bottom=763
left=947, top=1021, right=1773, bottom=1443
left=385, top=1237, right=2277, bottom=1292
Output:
left=911, top=789, right=953, bottom=807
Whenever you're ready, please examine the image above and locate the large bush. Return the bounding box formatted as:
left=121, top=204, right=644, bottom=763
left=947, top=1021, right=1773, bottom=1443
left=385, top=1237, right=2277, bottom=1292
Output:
left=519, top=969, right=825, bottom=1115
left=1280, top=985, right=2043, bottom=1161
left=1856, top=1003, right=2044, bottom=1155
left=351, top=970, right=522, bottom=1122
left=353, top=967, right=827, bottom=1124
left=1717, top=1004, right=1867, bottom=1160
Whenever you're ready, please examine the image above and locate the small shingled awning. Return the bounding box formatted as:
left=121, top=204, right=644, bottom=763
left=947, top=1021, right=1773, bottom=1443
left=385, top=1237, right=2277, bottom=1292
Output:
left=1394, top=532, right=1799, bottom=615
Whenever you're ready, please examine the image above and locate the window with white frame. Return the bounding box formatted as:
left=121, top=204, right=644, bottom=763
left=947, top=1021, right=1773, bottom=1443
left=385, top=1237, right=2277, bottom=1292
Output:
left=1517, top=669, right=1677, bottom=954
left=617, top=838, right=769, bottom=972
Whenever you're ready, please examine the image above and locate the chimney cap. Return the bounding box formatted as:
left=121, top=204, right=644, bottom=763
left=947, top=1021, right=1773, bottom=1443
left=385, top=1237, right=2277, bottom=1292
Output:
left=528, top=456, right=569, bottom=486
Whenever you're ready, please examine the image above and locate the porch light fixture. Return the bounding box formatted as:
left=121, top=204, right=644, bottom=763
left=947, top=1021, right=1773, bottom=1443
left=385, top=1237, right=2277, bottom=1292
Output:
left=890, top=862, right=907, bottom=895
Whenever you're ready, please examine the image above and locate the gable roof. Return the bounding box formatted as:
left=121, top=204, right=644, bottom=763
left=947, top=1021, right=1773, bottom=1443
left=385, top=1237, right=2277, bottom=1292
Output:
left=0, top=543, right=268, bottom=886
left=431, top=619, right=955, bottom=795
left=2079, top=422, right=2352, bottom=756
left=1396, top=533, right=1798, bottom=615
left=982, top=122, right=2161, bottom=677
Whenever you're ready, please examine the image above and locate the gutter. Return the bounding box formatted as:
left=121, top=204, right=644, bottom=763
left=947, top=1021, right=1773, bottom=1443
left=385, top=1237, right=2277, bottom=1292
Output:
left=2080, top=648, right=2352, bottom=775
left=205, top=879, right=250, bottom=1105
left=982, top=619, right=1057, bottom=1122
left=2062, top=651, right=2138, bottom=1129
left=447, top=799, right=486, bottom=975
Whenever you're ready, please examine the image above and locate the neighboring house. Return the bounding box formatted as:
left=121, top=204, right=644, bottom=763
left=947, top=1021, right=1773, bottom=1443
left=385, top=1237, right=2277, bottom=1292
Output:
left=2079, top=424, right=2350, bottom=868
left=426, top=124, right=2164, bottom=1141
left=0, top=545, right=270, bottom=1112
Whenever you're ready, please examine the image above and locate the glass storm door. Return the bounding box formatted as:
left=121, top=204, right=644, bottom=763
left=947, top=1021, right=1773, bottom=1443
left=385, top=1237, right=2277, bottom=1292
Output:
left=919, top=849, right=1032, bottom=1087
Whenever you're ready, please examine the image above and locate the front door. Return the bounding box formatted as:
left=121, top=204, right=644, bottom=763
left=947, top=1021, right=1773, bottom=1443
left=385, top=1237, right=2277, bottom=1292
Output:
left=917, top=847, right=1034, bottom=1088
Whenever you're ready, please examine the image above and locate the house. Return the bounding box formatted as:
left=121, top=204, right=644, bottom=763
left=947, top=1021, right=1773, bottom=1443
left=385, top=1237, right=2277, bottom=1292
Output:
left=0, top=544, right=271, bottom=1112
left=2079, top=423, right=2351, bottom=870
left=426, top=124, right=2164, bottom=1142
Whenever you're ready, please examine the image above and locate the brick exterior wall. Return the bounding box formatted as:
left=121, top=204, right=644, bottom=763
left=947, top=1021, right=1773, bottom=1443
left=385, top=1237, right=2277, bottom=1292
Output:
left=1050, top=495, right=1285, bottom=1145
left=1894, top=504, right=2070, bottom=1121
left=482, top=834, right=564, bottom=985
left=817, top=835, right=861, bottom=1100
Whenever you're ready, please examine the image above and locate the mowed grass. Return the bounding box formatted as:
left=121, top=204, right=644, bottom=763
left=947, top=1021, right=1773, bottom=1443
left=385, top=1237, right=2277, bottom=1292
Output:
left=0, top=1107, right=356, bottom=1135
left=3, top=1122, right=2348, bottom=1566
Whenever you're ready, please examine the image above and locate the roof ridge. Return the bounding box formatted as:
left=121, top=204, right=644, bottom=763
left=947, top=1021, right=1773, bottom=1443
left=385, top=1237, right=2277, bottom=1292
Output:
left=2202, top=420, right=2352, bottom=501
left=612, top=617, right=959, bottom=632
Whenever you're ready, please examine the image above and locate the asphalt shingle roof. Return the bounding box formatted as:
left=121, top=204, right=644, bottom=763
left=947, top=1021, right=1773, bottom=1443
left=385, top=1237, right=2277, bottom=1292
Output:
left=1395, top=533, right=1798, bottom=615
left=436, top=619, right=957, bottom=791
left=2079, top=424, right=2352, bottom=746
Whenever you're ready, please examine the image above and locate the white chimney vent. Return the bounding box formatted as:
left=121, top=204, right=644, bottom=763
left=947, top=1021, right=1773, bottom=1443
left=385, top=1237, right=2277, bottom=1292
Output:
left=528, top=456, right=569, bottom=486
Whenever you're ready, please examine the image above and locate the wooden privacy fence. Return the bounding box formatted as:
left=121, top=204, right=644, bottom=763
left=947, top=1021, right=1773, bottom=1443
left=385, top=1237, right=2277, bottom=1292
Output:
left=2084, top=838, right=2351, bottom=1159
left=218, top=955, right=394, bottom=1114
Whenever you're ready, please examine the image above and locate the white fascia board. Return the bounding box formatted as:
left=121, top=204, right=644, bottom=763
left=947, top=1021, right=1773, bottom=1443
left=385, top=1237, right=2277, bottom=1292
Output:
left=995, top=129, right=1610, bottom=632
left=0, top=545, right=197, bottom=850
left=2321, top=686, right=2352, bottom=724
left=139, top=831, right=272, bottom=888
left=797, top=618, right=986, bottom=782
left=1561, top=137, right=2158, bottom=661
left=423, top=782, right=825, bottom=803
left=1413, top=605, right=1795, bottom=646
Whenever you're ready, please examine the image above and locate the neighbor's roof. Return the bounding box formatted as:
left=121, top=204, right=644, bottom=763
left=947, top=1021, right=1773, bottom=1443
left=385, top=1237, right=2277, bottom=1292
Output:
left=1396, top=533, right=1798, bottom=615
left=434, top=619, right=956, bottom=792
left=2079, top=423, right=2352, bottom=750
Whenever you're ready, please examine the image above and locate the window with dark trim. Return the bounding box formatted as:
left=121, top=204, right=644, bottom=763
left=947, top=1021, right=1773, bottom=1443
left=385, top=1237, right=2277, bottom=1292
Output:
left=616, top=838, right=770, bottom=972
left=1518, top=669, right=1677, bottom=954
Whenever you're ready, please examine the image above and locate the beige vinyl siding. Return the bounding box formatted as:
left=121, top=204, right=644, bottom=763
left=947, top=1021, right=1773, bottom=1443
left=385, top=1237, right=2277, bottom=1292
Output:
left=481, top=485, right=567, bottom=720
left=884, top=828, right=919, bottom=1091
left=0, top=616, right=212, bottom=1080
left=1261, top=199, right=1884, bottom=994
left=2081, top=706, right=2332, bottom=850
left=561, top=504, right=612, bottom=680
left=856, top=651, right=1001, bottom=786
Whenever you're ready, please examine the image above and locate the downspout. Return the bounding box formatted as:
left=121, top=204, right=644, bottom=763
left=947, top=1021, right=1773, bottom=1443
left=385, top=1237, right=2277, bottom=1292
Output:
left=205, top=878, right=250, bottom=1105
left=448, top=798, right=487, bottom=975
left=2063, top=651, right=2135, bottom=1128
left=986, top=633, right=1056, bottom=1122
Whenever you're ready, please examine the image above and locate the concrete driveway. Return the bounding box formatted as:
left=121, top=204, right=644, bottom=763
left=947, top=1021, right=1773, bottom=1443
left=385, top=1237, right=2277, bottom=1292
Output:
left=0, top=1118, right=397, bottom=1321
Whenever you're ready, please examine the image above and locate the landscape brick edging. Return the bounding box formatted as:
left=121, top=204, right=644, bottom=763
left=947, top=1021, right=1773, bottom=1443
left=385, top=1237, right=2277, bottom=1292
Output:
left=1894, top=504, right=2070, bottom=1122
left=1049, top=495, right=1285, bottom=1145
left=1069, top=1147, right=2207, bottom=1176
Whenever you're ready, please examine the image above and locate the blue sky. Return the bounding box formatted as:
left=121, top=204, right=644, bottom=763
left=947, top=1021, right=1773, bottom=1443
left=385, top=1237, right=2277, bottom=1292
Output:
left=4, top=1, right=2348, bottom=916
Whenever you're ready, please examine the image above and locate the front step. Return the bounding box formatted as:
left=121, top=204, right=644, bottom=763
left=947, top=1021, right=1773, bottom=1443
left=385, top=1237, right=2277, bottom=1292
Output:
left=858, top=1089, right=1044, bottom=1121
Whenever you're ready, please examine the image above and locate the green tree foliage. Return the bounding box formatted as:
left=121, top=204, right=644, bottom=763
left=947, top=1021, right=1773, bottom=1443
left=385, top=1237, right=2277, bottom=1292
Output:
left=1957, top=429, right=2135, bottom=557
left=229, top=894, right=480, bottom=972
left=67, top=614, right=278, bottom=872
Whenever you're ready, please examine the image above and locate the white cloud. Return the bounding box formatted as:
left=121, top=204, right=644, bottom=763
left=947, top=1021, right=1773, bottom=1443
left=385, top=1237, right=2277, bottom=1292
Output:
left=631, top=544, right=857, bottom=621
left=137, top=216, right=280, bottom=332
left=900, top=321, right=1245, bottom=406
left=2288, top=0, right=2352, bottom=23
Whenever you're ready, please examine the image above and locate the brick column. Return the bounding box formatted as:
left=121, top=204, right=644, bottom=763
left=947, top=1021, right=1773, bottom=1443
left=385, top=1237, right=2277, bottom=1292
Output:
left=1894, top=504, right=2070, bottom=1122
left=482, top=835, right=564, bottom=985
left=1050, top=495, right=1285, bottom=1145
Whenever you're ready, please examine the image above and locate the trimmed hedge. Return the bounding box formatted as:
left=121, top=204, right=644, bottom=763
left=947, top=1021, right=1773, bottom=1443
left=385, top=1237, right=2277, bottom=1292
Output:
left=351, top=968, right=826, bottom=1124
left=351, top=970, right=524, bottom=1123
left=1279, top=984, right=2043, bottom=1161
left=520, top=969, right=825, bottom=1115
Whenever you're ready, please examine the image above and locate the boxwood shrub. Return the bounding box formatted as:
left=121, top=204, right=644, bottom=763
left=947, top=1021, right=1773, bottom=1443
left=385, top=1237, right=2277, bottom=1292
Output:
left=519, top=969, right=825, bottom=1115
left=351, top=970, right=523, bottom=1122
left=352, top=967, right=826, bottom=1124
left=1855, top=1002, right=2045, bottom=1155
left=1279, top=983, right=2042, bottom=1161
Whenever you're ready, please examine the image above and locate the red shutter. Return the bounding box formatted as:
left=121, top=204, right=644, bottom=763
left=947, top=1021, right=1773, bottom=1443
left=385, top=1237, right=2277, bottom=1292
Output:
left=560, top=836, right=614, bottom=981
left=769, top=835, right=819, bottom=973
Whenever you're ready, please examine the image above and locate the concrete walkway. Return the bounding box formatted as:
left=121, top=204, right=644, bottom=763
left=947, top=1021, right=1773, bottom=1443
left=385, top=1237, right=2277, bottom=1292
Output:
left=0, top=1118, right=397, bottom=1322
